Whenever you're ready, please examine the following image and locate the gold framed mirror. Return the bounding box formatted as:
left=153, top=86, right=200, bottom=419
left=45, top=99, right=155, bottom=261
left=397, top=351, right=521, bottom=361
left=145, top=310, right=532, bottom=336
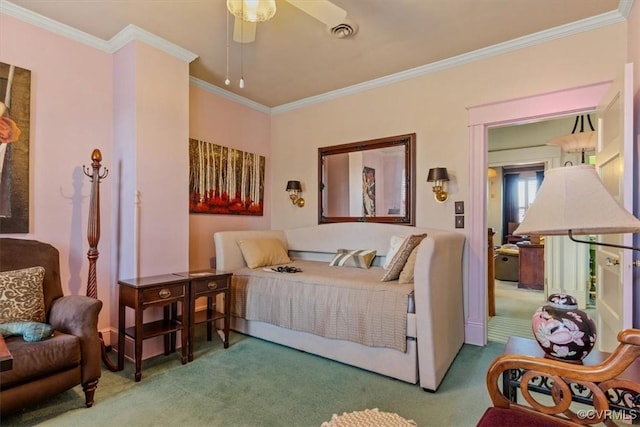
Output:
left=318, top=133, right=416, bottom=225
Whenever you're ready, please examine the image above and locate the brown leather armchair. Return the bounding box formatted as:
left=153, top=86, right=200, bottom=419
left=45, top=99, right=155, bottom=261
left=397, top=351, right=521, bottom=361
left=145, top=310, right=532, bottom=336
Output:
left=0, top=238, right=102, bottom=415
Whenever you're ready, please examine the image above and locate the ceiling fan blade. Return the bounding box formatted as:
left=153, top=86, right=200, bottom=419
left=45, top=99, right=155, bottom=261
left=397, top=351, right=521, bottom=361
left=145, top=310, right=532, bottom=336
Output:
left=285, top=0, right=347, bottom=27
left=233, top=16, right=256, bottom=43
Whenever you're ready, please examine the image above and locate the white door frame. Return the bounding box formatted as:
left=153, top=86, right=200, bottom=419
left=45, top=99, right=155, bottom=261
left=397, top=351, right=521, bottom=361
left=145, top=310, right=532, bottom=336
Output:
left=465, top=81, right=612, bottom=346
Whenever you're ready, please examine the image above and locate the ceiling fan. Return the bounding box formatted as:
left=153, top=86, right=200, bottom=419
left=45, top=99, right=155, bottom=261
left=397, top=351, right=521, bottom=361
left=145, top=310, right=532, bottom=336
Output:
left=227, top=0, right=348, bottom=43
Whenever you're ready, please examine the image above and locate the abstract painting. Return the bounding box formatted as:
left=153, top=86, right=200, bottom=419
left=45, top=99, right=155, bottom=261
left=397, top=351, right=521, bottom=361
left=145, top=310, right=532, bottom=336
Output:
left=0, top=62, right=30, bottom=233
left=362, top=166, right=375, bottom=216
left=189, top=138, right=265, bottom=216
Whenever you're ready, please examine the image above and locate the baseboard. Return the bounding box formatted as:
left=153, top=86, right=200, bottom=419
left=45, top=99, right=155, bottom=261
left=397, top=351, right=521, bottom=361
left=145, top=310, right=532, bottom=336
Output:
left=465, top=320, right=487, bottom=346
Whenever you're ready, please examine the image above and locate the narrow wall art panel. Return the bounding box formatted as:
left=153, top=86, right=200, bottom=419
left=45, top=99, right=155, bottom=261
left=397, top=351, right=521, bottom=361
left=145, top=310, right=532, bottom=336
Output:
left=362, top=166, right=375, bottom=216
left=0, top=62, right=31, bottom=233
left=188, top=138, right=265, bottom=216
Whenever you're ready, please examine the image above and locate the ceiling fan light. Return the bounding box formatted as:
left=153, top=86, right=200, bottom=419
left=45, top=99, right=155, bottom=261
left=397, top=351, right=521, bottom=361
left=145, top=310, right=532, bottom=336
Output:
left=227, top=0, right=276, bottom=23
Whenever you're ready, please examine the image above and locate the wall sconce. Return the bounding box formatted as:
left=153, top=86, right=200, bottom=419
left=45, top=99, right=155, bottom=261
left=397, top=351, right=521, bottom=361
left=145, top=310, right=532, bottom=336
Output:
left=286, top=180, right=305, bottom=207
left=427, top=167, right=449, bottom=203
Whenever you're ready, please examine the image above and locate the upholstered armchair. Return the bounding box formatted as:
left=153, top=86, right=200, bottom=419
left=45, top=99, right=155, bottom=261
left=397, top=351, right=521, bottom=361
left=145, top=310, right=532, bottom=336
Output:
left=0, top=238, right=102, bottom=415
left=478, top=329, right=640, bottom=426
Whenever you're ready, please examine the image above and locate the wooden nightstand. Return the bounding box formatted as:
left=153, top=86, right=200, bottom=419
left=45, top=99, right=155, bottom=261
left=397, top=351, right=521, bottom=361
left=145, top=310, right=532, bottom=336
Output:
left=174, top=270, right=232, bottom=362
left=118, top=274, right=189, bottom=381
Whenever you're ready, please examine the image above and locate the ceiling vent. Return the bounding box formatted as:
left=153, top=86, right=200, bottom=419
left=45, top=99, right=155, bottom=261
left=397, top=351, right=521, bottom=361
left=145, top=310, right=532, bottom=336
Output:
left=328, top=19, right=358, bottom=39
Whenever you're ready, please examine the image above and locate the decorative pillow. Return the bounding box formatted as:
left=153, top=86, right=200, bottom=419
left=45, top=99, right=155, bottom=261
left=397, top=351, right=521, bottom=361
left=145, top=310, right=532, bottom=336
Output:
left=381, top=234, right=427, bottom=282
left=383, top=235, right=406, bottom=270
left=0, top=321, right=53, bottom=342
left=237, top=238, right=291, bottom=269
left=0, top=266, right=46, bottom=323
left=398, top=246, right=419, bottom=284
left=329, top=249, right=377, bottom=269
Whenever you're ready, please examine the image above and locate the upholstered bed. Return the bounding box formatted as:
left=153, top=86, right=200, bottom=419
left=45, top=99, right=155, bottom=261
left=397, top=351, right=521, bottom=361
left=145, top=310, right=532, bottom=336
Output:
left=214, top=222, right=465, bottom=391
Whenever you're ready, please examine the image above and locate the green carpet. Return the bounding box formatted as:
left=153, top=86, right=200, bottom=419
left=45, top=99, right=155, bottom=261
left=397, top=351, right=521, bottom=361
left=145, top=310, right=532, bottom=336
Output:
left=2, top=331, right=504, bottom=426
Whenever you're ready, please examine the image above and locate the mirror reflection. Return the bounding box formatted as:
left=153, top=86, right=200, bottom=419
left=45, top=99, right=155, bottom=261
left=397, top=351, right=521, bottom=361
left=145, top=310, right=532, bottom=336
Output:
left=318, top=133, right=415, bottom=225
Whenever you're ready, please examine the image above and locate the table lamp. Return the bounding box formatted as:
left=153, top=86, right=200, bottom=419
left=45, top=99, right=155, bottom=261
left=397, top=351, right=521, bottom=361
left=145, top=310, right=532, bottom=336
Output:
left=513, top=164, right=640, bottom=362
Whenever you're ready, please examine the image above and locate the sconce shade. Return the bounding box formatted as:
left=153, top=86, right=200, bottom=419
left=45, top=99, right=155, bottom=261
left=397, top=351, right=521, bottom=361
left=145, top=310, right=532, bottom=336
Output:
left=427, top=168, right=449, bottom=182
left=513, top=165, right=640, bottom=236
left=286, top=180, right=302, bottom=191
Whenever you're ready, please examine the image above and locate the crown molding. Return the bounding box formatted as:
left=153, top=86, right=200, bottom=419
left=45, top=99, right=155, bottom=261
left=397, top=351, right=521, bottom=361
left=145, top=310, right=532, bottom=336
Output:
left=618, top=0, right=634, bottom=18
left=0, top=0, right=197, bottom=63
left=1, top=0, right=629, bottom=114
left=109, top=24, right=197, bottom=62
left=271, top=8, right=627, bottom=114
left=0, top=0, right=110, bottom=51
left=189, top=77, right=271, bottom=114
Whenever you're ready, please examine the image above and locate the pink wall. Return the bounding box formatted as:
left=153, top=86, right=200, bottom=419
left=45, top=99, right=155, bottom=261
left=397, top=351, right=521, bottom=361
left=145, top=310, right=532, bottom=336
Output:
left=0, top=14, right=194, bottom=349
left=0, top=15, right=114, bottom=331
left=188, top=86, right=271, bottom=270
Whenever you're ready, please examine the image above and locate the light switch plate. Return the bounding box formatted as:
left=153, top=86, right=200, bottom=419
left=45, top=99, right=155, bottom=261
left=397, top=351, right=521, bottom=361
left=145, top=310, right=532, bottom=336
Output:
left=455, top=215, right=464, bottom=229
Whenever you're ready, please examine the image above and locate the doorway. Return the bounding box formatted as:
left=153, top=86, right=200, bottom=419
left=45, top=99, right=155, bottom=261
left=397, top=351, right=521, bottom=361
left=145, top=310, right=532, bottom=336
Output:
left=464, top=81, right=612, bottom=346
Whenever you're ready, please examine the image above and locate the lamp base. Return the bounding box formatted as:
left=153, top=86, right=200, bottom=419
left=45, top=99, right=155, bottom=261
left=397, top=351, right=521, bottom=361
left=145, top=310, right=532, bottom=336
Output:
left=531, top=293, right=596, bottom=362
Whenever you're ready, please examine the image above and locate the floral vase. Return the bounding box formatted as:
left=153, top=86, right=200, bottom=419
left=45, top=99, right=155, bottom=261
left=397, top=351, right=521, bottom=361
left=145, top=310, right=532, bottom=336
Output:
left=531, top=293, right=596, bottom=363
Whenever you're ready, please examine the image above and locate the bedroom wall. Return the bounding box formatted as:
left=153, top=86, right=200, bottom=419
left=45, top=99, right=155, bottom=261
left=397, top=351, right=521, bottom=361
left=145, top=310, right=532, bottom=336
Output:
left=0, top=15, right=114, bottom=333
left=269, top=22, right=627, bottom=339
left=0, top=13, right=193, bottom=351
left=188, top=86, right=271, bottom=271
left=270, top=24, right=626, bottom=232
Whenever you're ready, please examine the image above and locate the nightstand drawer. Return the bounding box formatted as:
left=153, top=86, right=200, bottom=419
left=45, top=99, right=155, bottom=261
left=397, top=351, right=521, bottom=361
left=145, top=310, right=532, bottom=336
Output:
left=141, top=283, right=186, bottom=303
left=191, top=277, right=229, bottom=294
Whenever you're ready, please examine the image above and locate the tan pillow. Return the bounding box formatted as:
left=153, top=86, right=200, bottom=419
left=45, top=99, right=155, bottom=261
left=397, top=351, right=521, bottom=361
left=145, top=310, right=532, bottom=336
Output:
left=0, top=266, right=46, bottom=323
left=237, top=238, right=291, bottom=268
left=381, top=234, right=427, bottom=282
left=329, top=249, right=377, bottom=269
left=398, top=246, right=419, bottom=284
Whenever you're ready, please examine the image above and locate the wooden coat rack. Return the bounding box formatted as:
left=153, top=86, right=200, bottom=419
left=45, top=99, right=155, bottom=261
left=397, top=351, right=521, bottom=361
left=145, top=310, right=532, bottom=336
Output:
left=83, top=149, right=117, bottom=371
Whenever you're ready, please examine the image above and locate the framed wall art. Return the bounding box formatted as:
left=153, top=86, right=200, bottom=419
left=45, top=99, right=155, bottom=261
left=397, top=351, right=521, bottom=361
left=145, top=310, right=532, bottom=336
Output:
left=0, top=62, right=31, bottom=233
left=188, top=138, right=265, bottom=216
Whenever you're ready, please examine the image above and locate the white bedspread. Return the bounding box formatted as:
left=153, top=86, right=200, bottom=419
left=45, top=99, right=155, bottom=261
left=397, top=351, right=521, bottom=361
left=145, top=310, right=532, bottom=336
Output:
left=230, top=260, right=413, bottom=352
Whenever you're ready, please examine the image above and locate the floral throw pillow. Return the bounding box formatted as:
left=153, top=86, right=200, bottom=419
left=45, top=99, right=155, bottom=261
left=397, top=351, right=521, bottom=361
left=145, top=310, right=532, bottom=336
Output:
left=0, top=266, right=46, bottom=323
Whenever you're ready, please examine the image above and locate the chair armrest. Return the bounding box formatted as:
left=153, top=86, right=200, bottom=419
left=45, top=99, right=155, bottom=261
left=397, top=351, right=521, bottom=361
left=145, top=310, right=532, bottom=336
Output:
left=485, top=329, right=640, bottom=425
left=49, top=295, right=103, bottom=384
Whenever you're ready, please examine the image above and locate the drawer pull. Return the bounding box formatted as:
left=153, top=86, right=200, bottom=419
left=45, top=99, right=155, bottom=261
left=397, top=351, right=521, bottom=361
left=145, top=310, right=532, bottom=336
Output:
left=158, top=288, right=172, bottom=299
left=207, top=281, right=218, bottom=290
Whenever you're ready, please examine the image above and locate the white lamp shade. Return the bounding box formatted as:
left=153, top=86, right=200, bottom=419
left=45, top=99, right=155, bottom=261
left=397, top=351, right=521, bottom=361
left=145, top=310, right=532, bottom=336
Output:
left=513, top=165, right=640, bottom=236
left=546, top=131, right=596, bottom=153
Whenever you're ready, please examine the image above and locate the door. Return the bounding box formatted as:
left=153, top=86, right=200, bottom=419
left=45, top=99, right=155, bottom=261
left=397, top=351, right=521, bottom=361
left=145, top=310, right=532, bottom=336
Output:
left=595, top=63, right=634, bottom=352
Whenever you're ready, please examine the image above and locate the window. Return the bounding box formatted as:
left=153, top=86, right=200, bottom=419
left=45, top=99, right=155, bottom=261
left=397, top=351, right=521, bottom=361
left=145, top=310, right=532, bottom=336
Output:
left=517, top=173, right=539, bottom=222
left=501, top=165, right=544, bottom=244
